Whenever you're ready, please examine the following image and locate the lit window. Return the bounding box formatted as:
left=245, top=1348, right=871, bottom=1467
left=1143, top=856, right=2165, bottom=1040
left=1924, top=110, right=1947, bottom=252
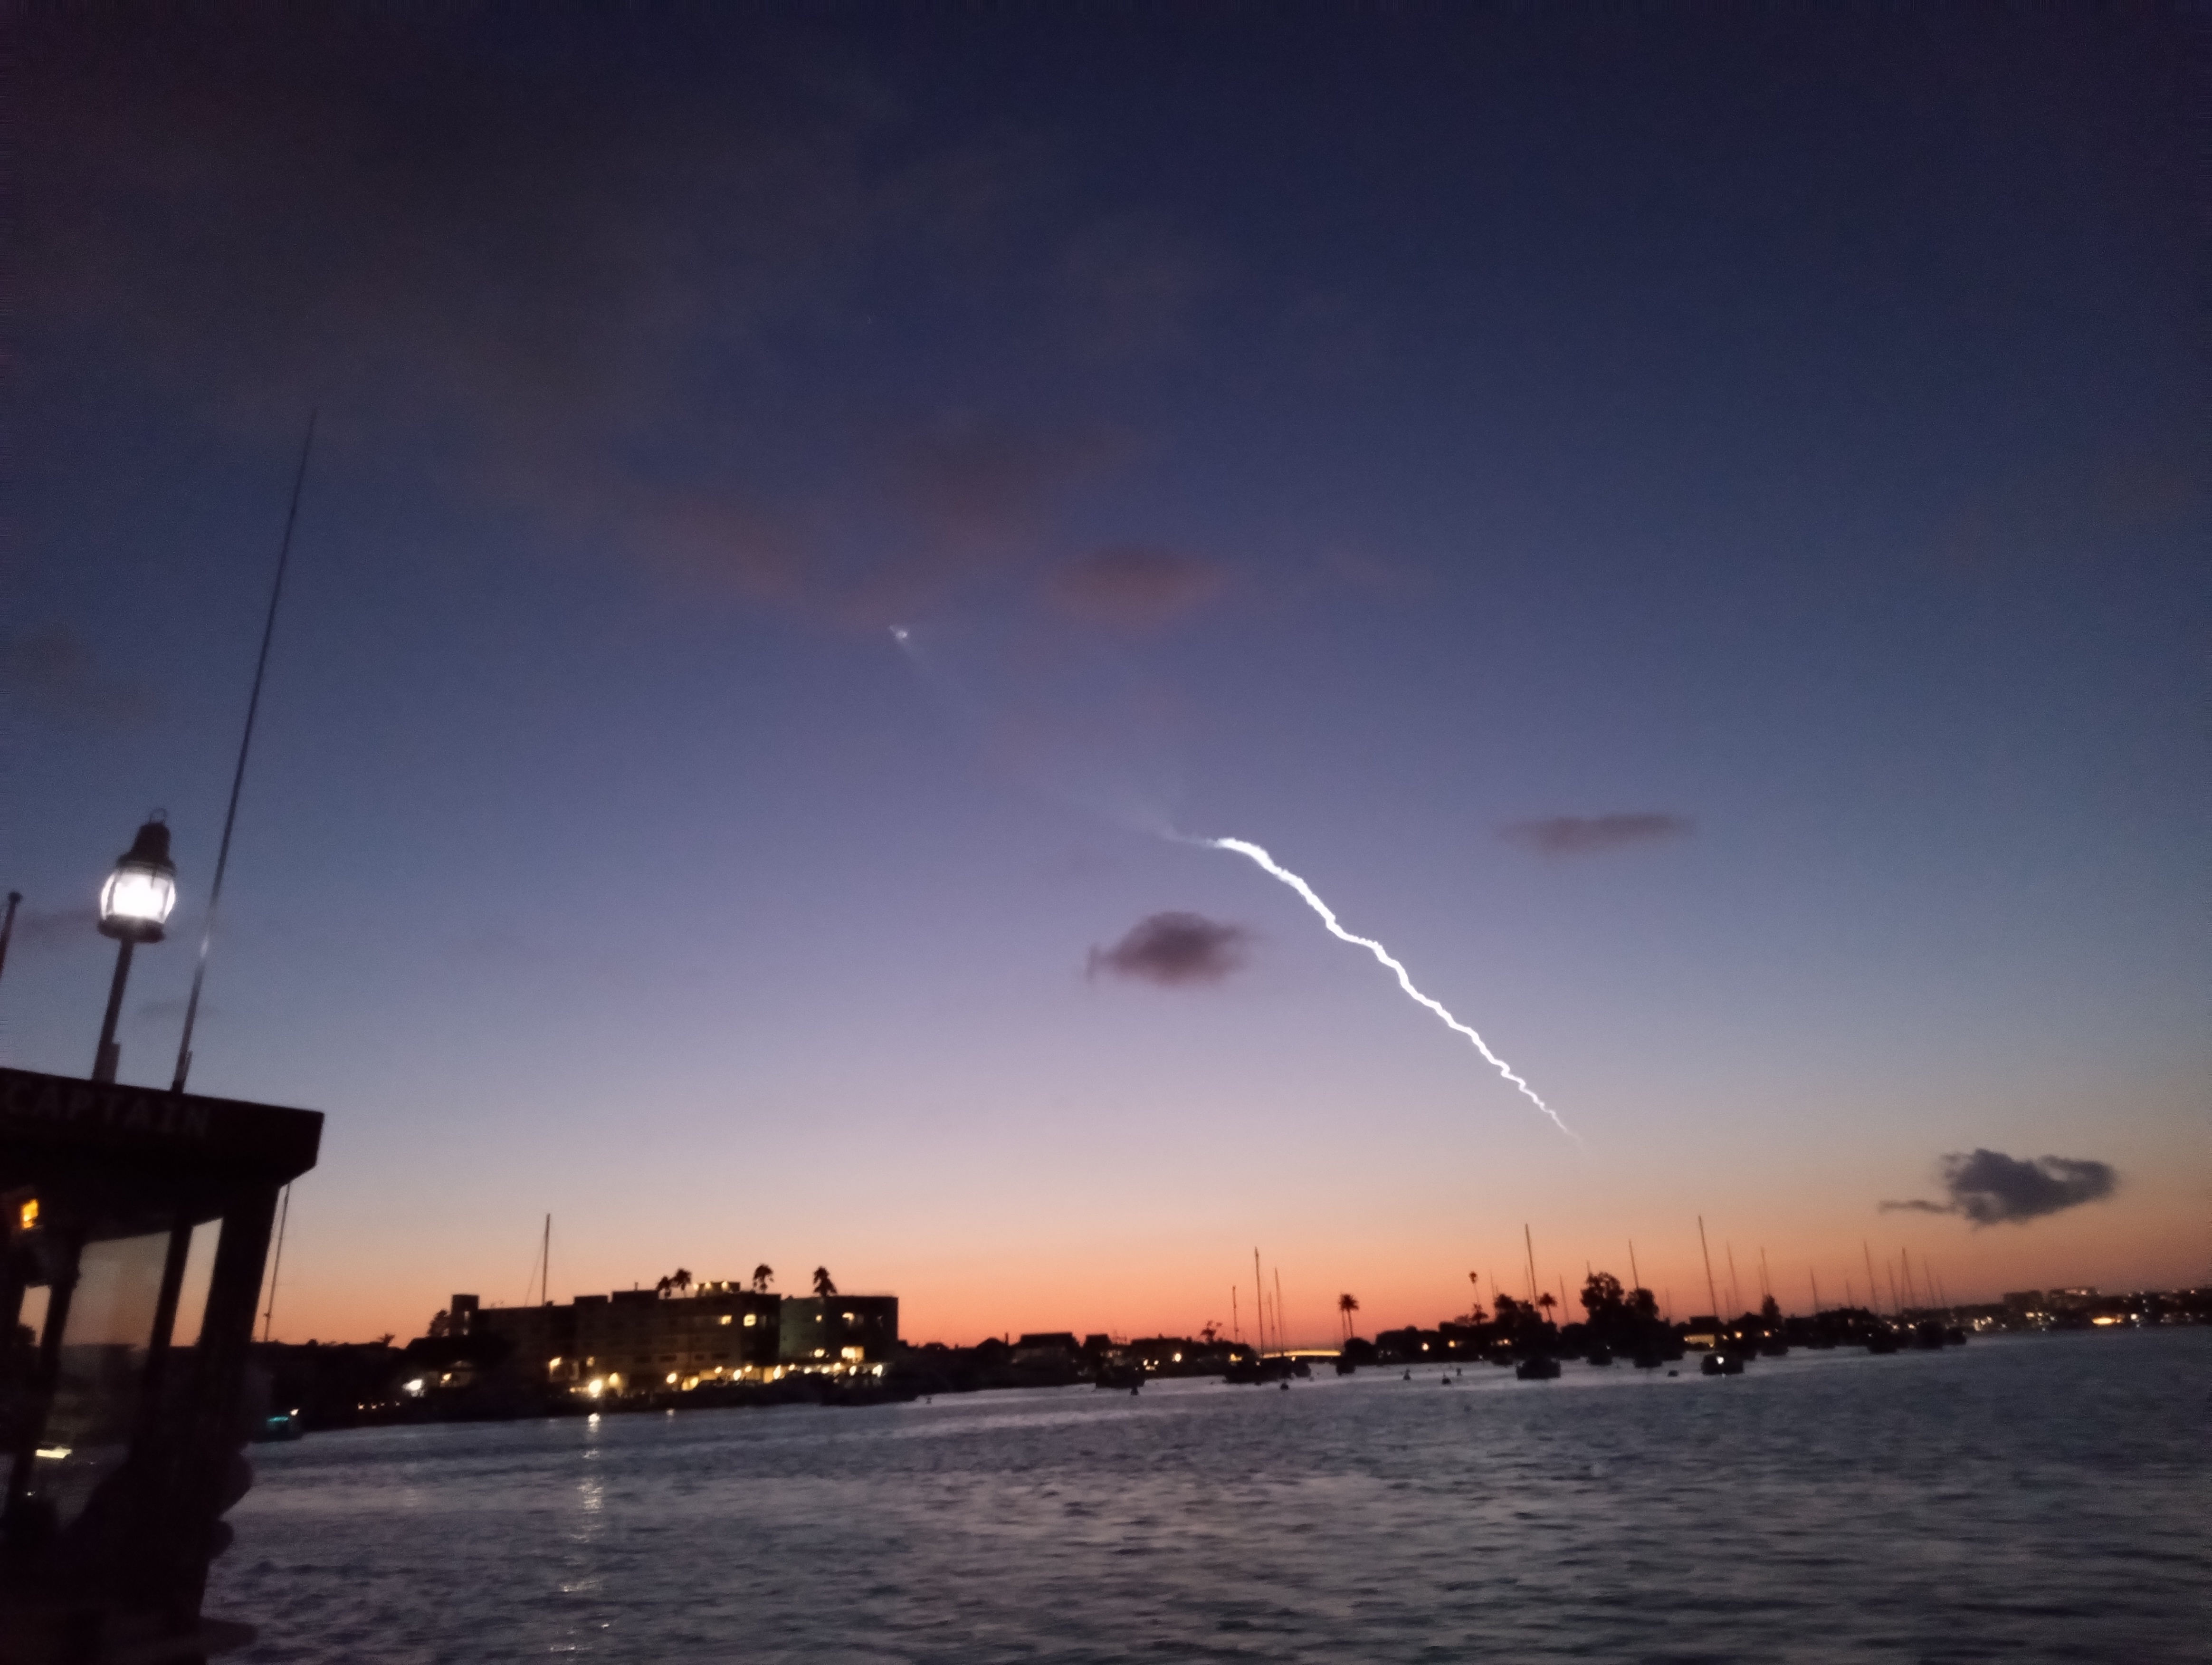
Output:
left=842, top=1312, right=855, bottom=1321
left=743, top=1314, right=756, bottom=1327
left=720, top=1315, right=732, bottom=1326
left=16, top=1199, right=36, bottom=1231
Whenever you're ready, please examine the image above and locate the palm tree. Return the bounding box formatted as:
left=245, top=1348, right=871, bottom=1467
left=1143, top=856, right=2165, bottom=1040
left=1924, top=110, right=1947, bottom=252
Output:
left=671, top=1268, right=693, bottom=1296
left=654, top=1275, right=672, bottom=1299
left=1536, top=1291, right=1557, bottom=1327
left=1337, top=1292, right=1360, bottom=1340
left=812, top=1266, right=837, bottom=1298
left=752, top=1264, right=773, bottom=1292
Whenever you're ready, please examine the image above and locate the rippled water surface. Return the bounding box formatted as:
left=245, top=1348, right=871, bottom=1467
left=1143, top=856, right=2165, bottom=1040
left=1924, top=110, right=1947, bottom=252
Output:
left=213, top=1330, right=2208, bottom=1662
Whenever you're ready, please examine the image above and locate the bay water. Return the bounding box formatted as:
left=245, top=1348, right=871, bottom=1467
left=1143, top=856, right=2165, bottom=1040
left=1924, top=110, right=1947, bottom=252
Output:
left=211, top=1329, right=2208, bottom=1662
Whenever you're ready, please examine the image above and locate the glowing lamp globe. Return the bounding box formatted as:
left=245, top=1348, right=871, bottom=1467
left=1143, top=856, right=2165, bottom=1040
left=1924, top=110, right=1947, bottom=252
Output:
left=98, top=817, right=177, bottom=944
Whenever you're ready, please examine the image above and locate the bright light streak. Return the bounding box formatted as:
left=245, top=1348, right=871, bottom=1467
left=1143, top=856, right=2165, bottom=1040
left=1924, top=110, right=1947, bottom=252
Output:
left=1189, top=834, right=1576, bottom=1141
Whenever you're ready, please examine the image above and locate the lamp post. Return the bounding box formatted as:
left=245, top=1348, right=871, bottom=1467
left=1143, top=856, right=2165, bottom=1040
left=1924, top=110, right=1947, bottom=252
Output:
left=92, top=813, right=177, bottom=1083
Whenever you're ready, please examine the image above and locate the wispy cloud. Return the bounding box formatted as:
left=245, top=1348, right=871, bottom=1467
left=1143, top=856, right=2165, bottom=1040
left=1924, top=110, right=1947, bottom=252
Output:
left=1048, top=546, right=1225, bottom=632
left=19, top=13, right=1155, bottom=631
left=0, top=628, right=158, bottom=727
left=1881, top=1149, right=2118, bottom=1226
left=1087, top=912, right=1250, bottom=986
left=8, top=906, right=101, bottom=951
left=1501, top=813, right=1693, bottom=857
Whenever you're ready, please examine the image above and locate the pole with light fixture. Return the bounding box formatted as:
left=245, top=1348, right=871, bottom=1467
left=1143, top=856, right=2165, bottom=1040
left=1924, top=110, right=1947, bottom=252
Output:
left=92, top=814, right=177, bottom=1083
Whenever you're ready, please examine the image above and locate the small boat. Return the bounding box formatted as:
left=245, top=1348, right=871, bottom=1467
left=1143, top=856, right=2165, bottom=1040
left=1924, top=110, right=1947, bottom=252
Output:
left=1515, top=1356, right=1562, bottom=1381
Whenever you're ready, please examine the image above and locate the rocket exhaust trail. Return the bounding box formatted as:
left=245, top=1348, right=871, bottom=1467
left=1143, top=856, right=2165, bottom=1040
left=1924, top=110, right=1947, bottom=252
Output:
left=1182, top=834, right=1576, bottom=1140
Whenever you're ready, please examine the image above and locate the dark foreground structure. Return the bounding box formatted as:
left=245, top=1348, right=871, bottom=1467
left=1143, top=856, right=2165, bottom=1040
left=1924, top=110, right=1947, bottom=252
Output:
left=0, top=1066, right=322, bottom=1663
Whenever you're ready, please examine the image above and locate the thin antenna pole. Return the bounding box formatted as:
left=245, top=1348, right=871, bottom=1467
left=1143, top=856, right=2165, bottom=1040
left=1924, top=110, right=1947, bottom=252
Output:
left=173, top=413, right=316, bottom=1094
left=260, top=1183, right=293, bottom=1343
left=1231, top=1285, right=1239, bottom=1347
left=1811, top=1270, right=1822, bottom=1313
left=541, top=1214, right=552, bottom=1306
left=1523, top=1224, right=1538, bottom=1306
left=1627, top=1240, right=1640, bottom=1298
left=0, top=892, right=20, bottom=995
left=1863, top=1242, right=1880, bottom=1317
left=1274, top=1266, right=1286, bottom=1353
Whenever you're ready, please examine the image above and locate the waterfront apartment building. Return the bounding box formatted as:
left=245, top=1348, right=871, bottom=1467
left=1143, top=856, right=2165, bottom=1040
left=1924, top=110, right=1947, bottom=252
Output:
left=776, top=1296, right=898, bottom=1370
left=458, top=1282, right=896, bottom=1396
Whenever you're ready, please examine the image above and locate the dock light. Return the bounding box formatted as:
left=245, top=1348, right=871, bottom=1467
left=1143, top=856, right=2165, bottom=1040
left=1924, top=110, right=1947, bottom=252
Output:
left=99, top=818, right=177, bottom=943
left=90, top=815, right=179, bottom=1082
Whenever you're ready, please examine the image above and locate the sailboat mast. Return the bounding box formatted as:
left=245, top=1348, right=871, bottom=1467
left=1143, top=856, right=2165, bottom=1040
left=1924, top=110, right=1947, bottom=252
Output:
left=1258, top=1250, right=1268, bottom=1356
left=1697, top=1217, right=1721, bottom=1319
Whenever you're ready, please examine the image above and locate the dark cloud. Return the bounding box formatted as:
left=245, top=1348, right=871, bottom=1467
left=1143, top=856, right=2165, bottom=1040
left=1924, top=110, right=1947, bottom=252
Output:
left=1087, top=912, right=1250, bottom=986
left=1880, top=1149, right=2118, bottom=1226
left=1502, top=813, right=1694, bottom=857
left=0, top=628, right=158, bottom=727
left=1049, top=547, right=1226, bottom=631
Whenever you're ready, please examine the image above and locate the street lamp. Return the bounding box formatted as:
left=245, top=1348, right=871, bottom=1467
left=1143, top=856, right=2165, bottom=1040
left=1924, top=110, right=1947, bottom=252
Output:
left=92, top=813, right=176, bottom=1083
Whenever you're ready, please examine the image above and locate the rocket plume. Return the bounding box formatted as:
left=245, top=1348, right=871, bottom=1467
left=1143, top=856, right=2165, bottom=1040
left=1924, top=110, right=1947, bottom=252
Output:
left=1189, top=835, right=1575, bottom=1140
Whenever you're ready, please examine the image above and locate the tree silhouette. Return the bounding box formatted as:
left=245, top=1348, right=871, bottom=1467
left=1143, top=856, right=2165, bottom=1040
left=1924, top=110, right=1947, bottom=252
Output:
left=672, top=1268, right=693, bottom=1296
left=654, top=1275, right=672, bottom=1299
left=812, top=1266, right=837, bottom=1297
left=1201, top=1321, right=1220, bottom=1342
left=752, top=1264, right=773, bottom=1292
left=1337, top=1292, right=1360, bottom=1340
left=1536, top=1291, right=1557, bottom=1325
left=1580, top=1271, right=1625, bottom=1318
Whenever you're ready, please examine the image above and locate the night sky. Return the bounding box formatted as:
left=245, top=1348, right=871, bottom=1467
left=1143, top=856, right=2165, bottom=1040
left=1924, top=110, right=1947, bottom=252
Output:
left=8, top=8, right=2202, bottom=1344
